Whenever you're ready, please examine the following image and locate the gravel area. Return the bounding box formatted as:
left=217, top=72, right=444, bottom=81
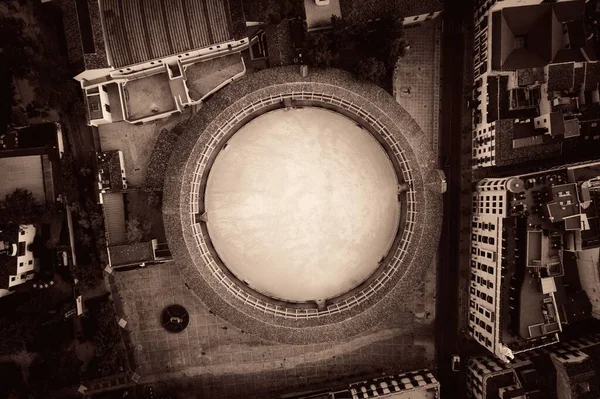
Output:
left=162, top=67, right=444, bottom=344
left=548, top=63, right=575, bottom=91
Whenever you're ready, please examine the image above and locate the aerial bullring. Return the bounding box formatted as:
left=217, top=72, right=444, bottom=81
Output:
left=162, top=67, right=444, bottom=344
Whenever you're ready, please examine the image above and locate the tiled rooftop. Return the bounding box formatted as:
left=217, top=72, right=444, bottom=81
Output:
left=97, top=150, right=126, bottom=191
left=100, top=0, right=233, bottom=68
left=340, top=0, right=443, bottom=24
left=108, top=241, right=156, bottom=268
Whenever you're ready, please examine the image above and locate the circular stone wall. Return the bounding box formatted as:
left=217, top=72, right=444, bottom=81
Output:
left=163, top=67, right=443, bottom=343
left=205, top=107, right=400, bottom=302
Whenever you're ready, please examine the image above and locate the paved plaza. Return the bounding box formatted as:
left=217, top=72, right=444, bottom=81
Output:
left=393, top=19, right=442, bottom=369
left=394, top=19, right=442, bottom=159
left=114, top=261, right=435, bottom=398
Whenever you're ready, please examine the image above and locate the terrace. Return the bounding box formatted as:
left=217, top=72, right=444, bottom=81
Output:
left=304, top=0, right=341, bottom=32
left=185, top=54, right=246, bottom=102
left=509, top=169, right=569, bottom=230
left=97, top=150, right=127, bottom=192
left=526, top=230, right=563, bottom=277
left=122, top=73, right=177, bottom=121
left=546, top=183, right=580, bottom=223
left=107, top=240, right=158, bottom=269
left=518, top=272, right=561, bottom=340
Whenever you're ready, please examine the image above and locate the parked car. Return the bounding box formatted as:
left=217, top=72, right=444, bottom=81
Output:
left=451, top=355, right=461, bottom=372
left=57, top=250, right=69, bottom=267
left=315, top=0, right=330, bottom=6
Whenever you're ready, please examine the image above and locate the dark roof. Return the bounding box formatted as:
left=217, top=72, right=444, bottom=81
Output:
left=97, top=150, right=126, bottom=191
left=491, top=1, right=587, bottom=71
left=585, top=62, right=600, bottom=91
left=486, top=371, right=519, bottom=399
left=574, top=64, right=586, bottom=89
left=0, top=227, right=19, bottom=290
left=553, top=0, right=586, bottom=23
left=558, top=287, right=592, bottom=324
left=339, top=0, right=443, bottom=24
left=566, top=21, right=587, bottom=49
left=495, top=119, right=562, bottom=166
left=555, top=355, right=600, bottom=399
left=100, top=0, right=233, bottom=68
left=580, top=103, right=600, bottom=123
left=548, top=63, right=575, bottom=91
left=488, top=75, right=500, bottom=122
left=108, top=241, right=156, bottom=268
left=488, top=75, right=540, bottom=123
left=0, top=255, right=16, bottom=290
left=517, top=68, right=546, bottom=87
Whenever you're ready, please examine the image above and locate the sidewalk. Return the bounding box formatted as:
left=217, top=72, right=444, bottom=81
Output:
left=394, top=18, right=442, bottom=160
left=393, top=17, right=442, bottom=369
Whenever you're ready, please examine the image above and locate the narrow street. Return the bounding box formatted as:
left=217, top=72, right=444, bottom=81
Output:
left=435, top=0, right=472, bottom=397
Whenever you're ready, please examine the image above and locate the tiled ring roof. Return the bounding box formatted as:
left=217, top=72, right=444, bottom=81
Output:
left=163, top=67, right=443, bottom=343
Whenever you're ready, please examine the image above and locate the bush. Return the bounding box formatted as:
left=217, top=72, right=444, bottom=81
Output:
left=126, top=218, right=152, bottom=244
left=357, top=57, right=387, bottom=85
left=91, top=301, right=126, bottom=378
left=0, top=188, right=61, bottom=227
left=146, top=191, right=163, bottom=210
left=73, top=262, right=103, bottom=290
left=306, top=15, right=405, bottom=89
left=60, top=155, right=80, bottom=203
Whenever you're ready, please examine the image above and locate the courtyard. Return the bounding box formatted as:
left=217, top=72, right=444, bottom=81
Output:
left=97, top=113, right=189, bottom=188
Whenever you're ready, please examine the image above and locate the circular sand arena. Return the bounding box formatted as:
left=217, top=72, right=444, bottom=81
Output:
left=162, top=67, right=444, bottom=343
left=205, top=108, right=400, bottom=302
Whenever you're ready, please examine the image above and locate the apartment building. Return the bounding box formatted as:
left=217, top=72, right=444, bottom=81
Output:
left=469, top=160, right=600, bottom=362
left=470, top=0, right=600, bottom=170
left=466, top=332, right=600, bottom=398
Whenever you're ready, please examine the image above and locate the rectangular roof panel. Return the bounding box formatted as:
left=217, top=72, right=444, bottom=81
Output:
left=0, top=156, right=45, bottom=202
left=100, top=0, right=233, bottom=68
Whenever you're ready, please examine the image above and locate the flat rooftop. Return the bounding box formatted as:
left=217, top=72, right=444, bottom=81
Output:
left=518, top=273, right=560, bottom=339
left=0, top=155, right=45, bottom=201
left=122, top=73, right=176, bottom=121
left=547, top=183, right=580, bottom=223
left=304, top=0, right=342, bottom=31
left=185, top=54, right=245, bottom=101
left=100, top=0, right=233, bottom=68
left=108, top=241, right=155, bottom=268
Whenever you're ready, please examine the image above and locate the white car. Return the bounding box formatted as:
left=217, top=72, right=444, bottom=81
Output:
left=451, top=355, right=461, bottom=372
left=315, top=0, right=330, bottom=6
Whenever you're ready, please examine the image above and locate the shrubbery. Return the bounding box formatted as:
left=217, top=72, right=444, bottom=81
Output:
left=306, top=16, right=409, bottom=90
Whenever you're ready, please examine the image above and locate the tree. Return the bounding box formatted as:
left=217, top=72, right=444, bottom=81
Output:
left=306, top=33, right=336, bottom=67
left=388, top=38, right=410, bottom=70
left=73, top=262, right=103, bottom=289
left=60, top=155, right=80, bottom=204
left=25, top=101, right=50, bottom=119
left=0, top=189, right=60, bottom=227
left=146, top=191, right=162, bottom=210
left=357, top=57, right=387, bottom=85
left=0, top=15, right=39, bottom=133
left=126, top=218, right=152, bottom=244
left=92, top=301, right=126, bottom=378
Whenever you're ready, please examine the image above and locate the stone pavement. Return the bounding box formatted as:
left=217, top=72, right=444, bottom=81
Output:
left=113, top=261, right=434, bottom=398
left=394, top=18, right=442, bottom=159
left=393, top=18, right=442, bottom=369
